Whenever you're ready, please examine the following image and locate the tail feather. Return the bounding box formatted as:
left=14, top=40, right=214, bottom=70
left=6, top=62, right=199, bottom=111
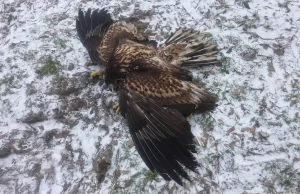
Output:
left=76, top=9, right=113, bottom=64
left=160, top=28, right=221, bottom=67
left=84, top=9, right=92, bottom=30
left=183, top=45, right=217, bottom=57
left=196, top=91, right=218, bottom=113
left=164, top=28, right=199, bottom=45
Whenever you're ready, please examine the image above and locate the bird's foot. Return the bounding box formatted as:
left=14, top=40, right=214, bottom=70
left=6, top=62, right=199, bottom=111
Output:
left=90, top=70, right=104, bottom=79
left=113, top=104, right=120, bottom=114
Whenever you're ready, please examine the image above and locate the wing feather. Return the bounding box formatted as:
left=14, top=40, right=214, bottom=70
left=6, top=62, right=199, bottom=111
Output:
left=119, top=85, right=200, bottom=185
left=76, top=9, right=113, bottom=65
left=123, top=71, right=217, bottom=116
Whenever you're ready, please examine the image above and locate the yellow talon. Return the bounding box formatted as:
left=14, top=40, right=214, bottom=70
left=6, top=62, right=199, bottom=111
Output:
left=113, top=104, right=120, bottom=114
left=112, top=104, right=119, bottom=109
left=90, top=70, right=104, bottom=79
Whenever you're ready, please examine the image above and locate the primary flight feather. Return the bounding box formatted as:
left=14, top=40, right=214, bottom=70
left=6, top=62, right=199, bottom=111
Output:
left=76, top=8, right=220, bottom=185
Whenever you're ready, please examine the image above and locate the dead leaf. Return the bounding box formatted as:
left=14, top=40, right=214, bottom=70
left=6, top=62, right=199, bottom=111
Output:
left=268, top=61, right=275, bottom=77
left=228, top=107, right=234, bottom=116
left=199, top=132, right=209, bottom=148
left=241, top=127, right=256, bottom=134
left=229, top=141, right=236, bottom=148
left=226, top=127, right=235, bottom=135
left=258, top=131, right=270, bottom=139
left=290, top=99, right=297, bottom=107
left=273, top=44, right=285, bottom=56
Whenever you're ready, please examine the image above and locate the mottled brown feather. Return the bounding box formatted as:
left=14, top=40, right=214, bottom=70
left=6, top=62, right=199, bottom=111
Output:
left=159, top=28, right=220, bottom=67
left=118, top=88, right=199, bottom=185
left=121, top=71, right=217, bottom=116
left=77, top=9, right=220, bottom=186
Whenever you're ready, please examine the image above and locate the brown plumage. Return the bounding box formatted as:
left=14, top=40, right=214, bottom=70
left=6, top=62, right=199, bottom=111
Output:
left=76, top=8, right=220, bottom=185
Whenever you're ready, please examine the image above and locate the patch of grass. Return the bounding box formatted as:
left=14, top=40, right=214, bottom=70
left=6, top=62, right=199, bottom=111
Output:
left=219, top=53, right=231, bottom=74
left=294, top=146, right=300, bottom=151
left=26, top=82, right=37, bottom=96
left=23, top=51, right=36, bottom=62
left=240, top=45, right=258, bottom=61
left=235, top=0, right=251, bottom=9
left=253, top=11, right=260, bottom=21
left=217, top=82, right=230, bottom=102
left=121, top=143, right=132, bottom=164
left=263, top=160, right=300, bottom=193
left=244, top=20, right=257, bottom=30
left=238, top=13, right=260, bottom=31
left=215, top=2, right=230, bottom=10
left=144, top=170, right=158, bottom=181
left=281, top=111, right=293, bottom=125
left=199, top=113, right=215, bottom=132
left=226, top=35, right=241, bottom=46
left=278, top=0, right=291, bottom=13
left=110, top=190, right=119, bottom=194
left=52, top=74, right=65, bottom=84
left=110, top=188, right=132, bottom=194
left=259, top=97, right=267, bottom=116
left=205, top=32, right=218, bottom=45
left=264, top=22, right=271, bottom=30
left=36, top=56, right=59, bottom=76
left=230, top=87, right=247, bottom=101
left=0, top=74, right=14, bottom=87
left=280, top=178, right=292, bottom=188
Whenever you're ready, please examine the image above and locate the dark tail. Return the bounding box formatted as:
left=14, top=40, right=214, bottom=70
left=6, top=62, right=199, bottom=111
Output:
left=164, top=91, right=218, bottom=117
left=195, top=91, right=218, bottom=113
left=76, top=9, right=113, bottom=64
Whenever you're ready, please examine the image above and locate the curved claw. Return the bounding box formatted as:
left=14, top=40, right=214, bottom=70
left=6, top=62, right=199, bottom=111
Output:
left=90, top=70, right=104, bottom=79
left=113, top=104, right=120, bottom=114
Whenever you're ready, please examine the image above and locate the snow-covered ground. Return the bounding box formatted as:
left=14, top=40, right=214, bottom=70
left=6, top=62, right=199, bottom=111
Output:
left=1, top=0, right=300, bottom=193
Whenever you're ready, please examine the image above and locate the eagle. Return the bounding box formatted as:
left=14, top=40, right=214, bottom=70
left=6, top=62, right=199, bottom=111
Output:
left=76, top=8, right=220, bottom=185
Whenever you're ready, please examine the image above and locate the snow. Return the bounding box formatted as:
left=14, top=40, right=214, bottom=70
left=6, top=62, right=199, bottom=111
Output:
left=1, top=0, right=300, bottom=193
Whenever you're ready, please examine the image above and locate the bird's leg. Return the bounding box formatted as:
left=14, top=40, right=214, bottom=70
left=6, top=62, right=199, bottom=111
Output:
left=113, top=103, right=120, bottom=114
left=90, top=70, right=104, bottom=79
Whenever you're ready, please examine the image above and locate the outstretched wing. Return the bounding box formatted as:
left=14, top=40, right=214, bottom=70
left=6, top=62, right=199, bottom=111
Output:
left=122, top=70, right=217, bottom=116
left=76, top=9, right=113, bottom=65
left=118, top=85, right=199, bottom=185
left=76, top=9, right=150, bottom=66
